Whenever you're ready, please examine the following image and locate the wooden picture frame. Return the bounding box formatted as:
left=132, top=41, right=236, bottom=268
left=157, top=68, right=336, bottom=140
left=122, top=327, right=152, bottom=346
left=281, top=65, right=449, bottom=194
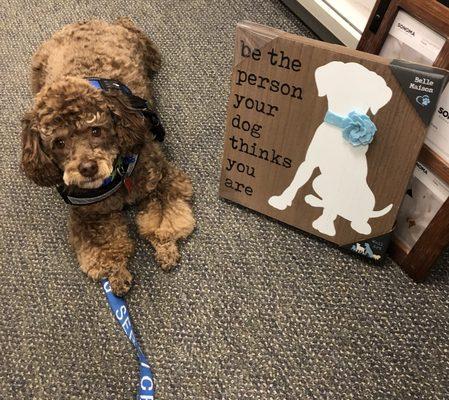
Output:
left=358, top=0, right=449, bottom=280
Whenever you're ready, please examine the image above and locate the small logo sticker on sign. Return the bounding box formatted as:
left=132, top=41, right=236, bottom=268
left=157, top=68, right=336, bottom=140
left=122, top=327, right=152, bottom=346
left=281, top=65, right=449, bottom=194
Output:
left=416, top=94, right=431, bottom=106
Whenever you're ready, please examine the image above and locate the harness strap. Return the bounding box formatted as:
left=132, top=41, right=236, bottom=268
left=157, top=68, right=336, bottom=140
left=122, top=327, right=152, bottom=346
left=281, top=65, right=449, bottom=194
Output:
left=86, top=77, right=165, bottom=142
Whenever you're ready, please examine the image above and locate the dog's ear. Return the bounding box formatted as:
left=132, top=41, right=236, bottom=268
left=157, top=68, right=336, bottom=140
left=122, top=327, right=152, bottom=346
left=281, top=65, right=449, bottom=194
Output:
left=104, top=91, right=149, bottom=152
left=21, top=111, right=62, bottom=186
left=369, top=78, right=392, bottom=115
left=315, top=61, right=342, bottom=97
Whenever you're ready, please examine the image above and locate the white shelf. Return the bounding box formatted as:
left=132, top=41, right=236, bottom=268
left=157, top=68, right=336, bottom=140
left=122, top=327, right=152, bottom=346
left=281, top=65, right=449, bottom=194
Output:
left=287, top=0, right=376, bottom=48
left=322, top=0, right=376, bottom=33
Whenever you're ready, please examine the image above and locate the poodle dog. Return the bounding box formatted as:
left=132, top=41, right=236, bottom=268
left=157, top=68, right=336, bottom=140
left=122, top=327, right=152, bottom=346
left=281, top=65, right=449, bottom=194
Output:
left=21, top=19, right=195, bottom=296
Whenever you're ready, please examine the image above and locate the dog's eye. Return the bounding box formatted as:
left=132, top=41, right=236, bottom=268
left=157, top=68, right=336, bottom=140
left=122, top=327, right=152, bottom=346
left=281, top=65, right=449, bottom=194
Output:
left=53, top=138, right=65, bottom=149
left=91, top=127, right=101, bottom=137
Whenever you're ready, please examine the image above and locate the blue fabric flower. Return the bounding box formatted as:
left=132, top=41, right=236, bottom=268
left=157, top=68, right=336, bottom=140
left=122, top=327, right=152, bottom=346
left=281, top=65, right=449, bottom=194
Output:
left=324, top=111, right=377, bottom=147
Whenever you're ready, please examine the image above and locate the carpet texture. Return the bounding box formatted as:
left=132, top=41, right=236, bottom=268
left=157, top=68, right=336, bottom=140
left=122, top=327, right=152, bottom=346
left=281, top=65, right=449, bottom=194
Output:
left=1, top=1, right=449, bottom=399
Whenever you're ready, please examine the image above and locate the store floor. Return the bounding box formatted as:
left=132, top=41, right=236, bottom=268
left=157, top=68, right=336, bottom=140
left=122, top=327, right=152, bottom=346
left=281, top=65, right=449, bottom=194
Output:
left=1, top=0, right=448, bottom=398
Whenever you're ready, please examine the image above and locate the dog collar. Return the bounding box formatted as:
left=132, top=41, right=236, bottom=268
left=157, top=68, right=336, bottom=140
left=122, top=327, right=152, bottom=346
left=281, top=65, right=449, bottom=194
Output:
left=324, top=110, right=377, bottom=147
left=57, top=154, right=139, bottom=206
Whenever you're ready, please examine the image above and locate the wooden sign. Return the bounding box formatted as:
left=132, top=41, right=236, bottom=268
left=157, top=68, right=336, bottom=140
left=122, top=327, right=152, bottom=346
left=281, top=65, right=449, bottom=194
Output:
left=219, top=21, right=448, bottom=260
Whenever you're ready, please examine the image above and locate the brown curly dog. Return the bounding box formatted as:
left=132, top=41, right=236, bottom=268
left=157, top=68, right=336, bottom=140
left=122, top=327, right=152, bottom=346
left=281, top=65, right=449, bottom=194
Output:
left=21, top=18, right=195, bottom=296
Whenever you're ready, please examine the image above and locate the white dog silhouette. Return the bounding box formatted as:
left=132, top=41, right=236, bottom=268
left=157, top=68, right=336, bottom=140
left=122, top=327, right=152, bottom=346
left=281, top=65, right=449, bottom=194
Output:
left=268, top=61, right=393, bottom=236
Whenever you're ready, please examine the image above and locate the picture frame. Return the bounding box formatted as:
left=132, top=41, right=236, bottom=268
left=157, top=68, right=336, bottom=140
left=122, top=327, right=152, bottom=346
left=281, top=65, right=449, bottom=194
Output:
left=357, top=0, right=449, bottom=280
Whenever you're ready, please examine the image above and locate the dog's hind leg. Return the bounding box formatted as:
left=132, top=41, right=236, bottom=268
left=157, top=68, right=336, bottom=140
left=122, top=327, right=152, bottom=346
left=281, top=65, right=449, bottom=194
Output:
left=304, top=194, right=323, bottom=208
left=69, top=211, right=134, bottom=296
left=312, top=209, right=337, bottom=236
left=115, top=17, right=161, bottom=74
left=136, top=168, right=195, bottom=271
left=350, top=219, right=372, bottom=235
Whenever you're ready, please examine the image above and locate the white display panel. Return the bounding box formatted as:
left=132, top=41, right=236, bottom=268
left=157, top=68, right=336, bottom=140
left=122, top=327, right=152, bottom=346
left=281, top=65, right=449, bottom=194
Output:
left=379, top=10, right=445, bottom=64
left=290, top=0, right=365, bottom=47
left=394, top=163, right=449, bottom=251
left=426, top=86, right=449, bottom=164
left=378, top=9, right=449, bottom=252
left=323, top=0, right=376, bottom=33
left=379, top=12, right=449, bottom=163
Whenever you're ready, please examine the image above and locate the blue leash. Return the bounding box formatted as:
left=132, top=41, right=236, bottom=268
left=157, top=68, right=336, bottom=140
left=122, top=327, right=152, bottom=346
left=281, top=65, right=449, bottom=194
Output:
left=101, top=279, right=155, bottom=399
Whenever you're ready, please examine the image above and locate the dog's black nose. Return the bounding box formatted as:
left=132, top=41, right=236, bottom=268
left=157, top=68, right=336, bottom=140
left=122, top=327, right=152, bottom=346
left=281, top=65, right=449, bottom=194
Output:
left=78, top=160, right=98, bottom=178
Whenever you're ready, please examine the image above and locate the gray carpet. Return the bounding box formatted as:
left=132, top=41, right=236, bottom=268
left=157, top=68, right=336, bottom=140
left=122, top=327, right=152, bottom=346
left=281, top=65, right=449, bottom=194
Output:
left=1, top=1, right=448, bottom=399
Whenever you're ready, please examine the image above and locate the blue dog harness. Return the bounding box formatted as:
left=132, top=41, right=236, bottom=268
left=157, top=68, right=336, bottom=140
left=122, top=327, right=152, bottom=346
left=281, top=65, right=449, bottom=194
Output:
left=57, top=78, right=165, bottom=206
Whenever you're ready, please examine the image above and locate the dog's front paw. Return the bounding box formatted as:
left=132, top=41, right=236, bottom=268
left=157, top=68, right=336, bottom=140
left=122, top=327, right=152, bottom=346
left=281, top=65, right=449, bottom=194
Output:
left=109, top=268, right=133, bottom=297
left=86, top=266, right=109, bottom=281
left=154, top=241, right=180, bottom=271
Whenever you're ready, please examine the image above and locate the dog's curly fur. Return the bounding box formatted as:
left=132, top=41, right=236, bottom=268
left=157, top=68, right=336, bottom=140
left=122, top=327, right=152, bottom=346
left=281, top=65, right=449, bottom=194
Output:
left=21, top=18, right=195, bottom=296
